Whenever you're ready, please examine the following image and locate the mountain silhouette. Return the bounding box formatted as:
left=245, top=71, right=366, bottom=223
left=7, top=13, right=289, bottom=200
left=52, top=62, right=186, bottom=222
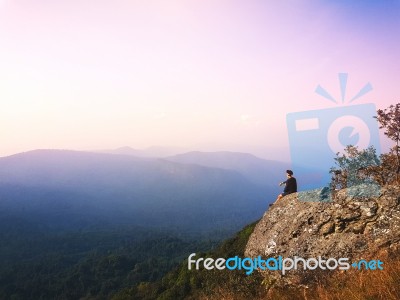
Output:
left=0, top=149, right=277, bottom=234
left=100, top=146, right=187, bottom=158
left=166, top=151, right=290, bottom=187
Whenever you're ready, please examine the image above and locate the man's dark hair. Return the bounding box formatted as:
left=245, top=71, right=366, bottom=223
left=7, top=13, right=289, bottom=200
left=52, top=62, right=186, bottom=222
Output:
left=286, top=170, right=294, bottom=176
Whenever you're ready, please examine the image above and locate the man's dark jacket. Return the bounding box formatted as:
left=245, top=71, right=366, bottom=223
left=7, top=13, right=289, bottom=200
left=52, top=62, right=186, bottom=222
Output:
left=283, top=177, right=297, bottom=195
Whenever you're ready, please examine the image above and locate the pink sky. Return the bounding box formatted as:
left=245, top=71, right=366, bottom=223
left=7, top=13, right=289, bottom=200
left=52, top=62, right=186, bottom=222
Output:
left=0, top=1, right=399, bottom=159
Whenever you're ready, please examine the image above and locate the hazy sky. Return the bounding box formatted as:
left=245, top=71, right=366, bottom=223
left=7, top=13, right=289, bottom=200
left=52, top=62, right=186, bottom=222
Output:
left=0, top=0, right=399, bottom=159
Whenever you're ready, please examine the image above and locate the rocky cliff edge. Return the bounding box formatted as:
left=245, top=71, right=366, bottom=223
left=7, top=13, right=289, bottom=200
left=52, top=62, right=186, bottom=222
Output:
left=245, top=184, right=400, bottom=285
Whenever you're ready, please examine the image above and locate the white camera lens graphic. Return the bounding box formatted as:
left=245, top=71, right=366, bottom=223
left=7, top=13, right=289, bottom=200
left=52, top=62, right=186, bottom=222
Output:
left=327, top=116, right=371, bottom=154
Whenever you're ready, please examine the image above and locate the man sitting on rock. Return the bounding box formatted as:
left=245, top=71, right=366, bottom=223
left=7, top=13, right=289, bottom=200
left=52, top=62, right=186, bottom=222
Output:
left=271, top=170, right=297, bottom=206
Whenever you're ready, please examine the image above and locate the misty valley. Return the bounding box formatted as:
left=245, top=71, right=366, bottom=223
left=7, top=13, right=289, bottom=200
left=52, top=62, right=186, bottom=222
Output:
left=0, top=149, right=284, bottom=299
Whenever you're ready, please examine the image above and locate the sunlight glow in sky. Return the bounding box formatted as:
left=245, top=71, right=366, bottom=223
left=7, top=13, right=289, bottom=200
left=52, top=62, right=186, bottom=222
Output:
left=0, top=0, right=399, bottom=159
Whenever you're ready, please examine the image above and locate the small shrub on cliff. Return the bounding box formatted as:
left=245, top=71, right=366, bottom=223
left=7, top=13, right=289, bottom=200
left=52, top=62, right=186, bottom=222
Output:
left=329, top=145, right=380, bottom=191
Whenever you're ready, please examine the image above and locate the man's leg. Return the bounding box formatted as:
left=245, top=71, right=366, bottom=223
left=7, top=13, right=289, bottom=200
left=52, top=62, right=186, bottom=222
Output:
left=270, top=194, right=283, bottom=206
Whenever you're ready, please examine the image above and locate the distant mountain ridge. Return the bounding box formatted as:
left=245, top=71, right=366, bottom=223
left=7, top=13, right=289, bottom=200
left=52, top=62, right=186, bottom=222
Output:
left=0, top=149, right=279, bottom=234
left=99, top=146, right=187, bottom=158
left=165, top=151, right=290, bottom=187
